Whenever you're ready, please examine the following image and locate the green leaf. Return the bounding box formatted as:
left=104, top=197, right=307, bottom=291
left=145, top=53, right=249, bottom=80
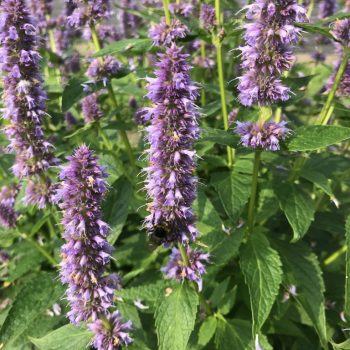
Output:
left=272, top=239, right=328, bottom=348
left=194, top=191, right=244, bottom=265
left=93, top=38, right=153, bottom=57
left=103, top=176, right=133, bottom=245
left=332, top=339, right=350, bottom=350
left=61, top=77, right=86, bottom=112
left=29, top=325, right=92, bottom=350
left=240, top=233, right=282, bottom=334
left=274, top=183, right=315, bottom=241
left=198, top=316, right=217, bottom=347
left=200, top=127, right=239, bottom=148
left=215, top=318, right=251, bottom=350
left=155, top=283, right=198, bottom=350
left=295, top=22, right=333, bottom=40
left=345, top=216, right=350, bottom=318
left=287, top=125, right=350, bottom=152
left=0, top=273, right=64, bottom=349
left=300, top=168, right=334, bottom=198
left=213, top=170, right=251, bottom=224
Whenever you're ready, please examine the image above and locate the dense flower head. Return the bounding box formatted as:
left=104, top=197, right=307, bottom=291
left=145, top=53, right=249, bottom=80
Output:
left=149, top=18, right=188, bottom=47
left=235, top=121, right=291, bottom=150
left=23, top=178, right=57, bottom=209
left=87, top=56, right=121, bottom=85
left=330, top=19, right=350, bottom=47
left=0, top=185, right=19, bottom=228
left=238, top=0, right=307, bottom=106
left=57, top=145, right=116, bottom=324
left=144, top=44, right=200, bottom=244
left=162, top=246, right=209, bottom=291
left=81, top=93, right=104, bottom=123
left=0, top=0, right=58, bottom=179
left=67, top=0, right=111, bottom=28
left=200, top=4, right=216, bottom=30
left=169, top=3, right=194, bottom=17
left=88, top=311, right=133, bottom=350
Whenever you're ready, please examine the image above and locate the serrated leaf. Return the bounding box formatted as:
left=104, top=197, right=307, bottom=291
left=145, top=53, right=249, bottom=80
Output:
left=61, top=77, right=86, bottom=112
left=272, top=239, right=328, bottom=348
left=345, top=216, right=350, bottom=318
left=155, top=283, right=198, bottom=350
left=274, top=183, right=314, bottom=241
left=198, top=316, right=217, bottom=347
left=103, top=176, right=133, bottom=245
left=240, top=233, right=282, bottom=334
left=29, top=325, right=92, bottom=350
left=213, top=170, right=251, bottom=224
left=93, top=38, right=152, bottom=57
left=0, top=273, right=64, bottom=349
left=295, top=22, right=333, bottom=40
left=194, top=191, right=244, bottom=265
left=300, top=168, right=334, bottom=197
left=287, top=125, right=350, bottom=152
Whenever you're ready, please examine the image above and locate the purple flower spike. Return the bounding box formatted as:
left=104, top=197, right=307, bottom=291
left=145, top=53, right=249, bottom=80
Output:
left=0, top=185, right=19, bottom=228
left=81, top=93, right=104, bottom=123
left=23, top=178, right=57, bottom=209
left=0, top=0, right=58, bottom=209
left=27, top=0, right=52, bottom=30
left=57, top=145, right=115, bottom=324
left=87, top=56, right=121, bottom=85
left=235, top=121, right=291, bottom=151
left=162, top=247, right=209, bottom=291
left=149, top=18, right=188, bottom=47
left=88, top=311, right=133, bottom=350
left=169, top=3, right=194, bottom=17
left=319, top=0, right=337, bottom=19
left=330, top=19, right=350, bottom=47
left=143, top=44, right=200, bottom=244
left=200, top=4, right=216, bottom=30
left=238, top=0, right=307, bottom=106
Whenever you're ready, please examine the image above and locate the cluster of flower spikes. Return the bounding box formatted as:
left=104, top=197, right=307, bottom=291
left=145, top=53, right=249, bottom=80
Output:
left=0, top=0, right=58, bottom=207
left=238, top=0, right=308, bottom=107
left=56, top=145, right=132, bottom=349
left=326, top=18, right=350, bottom=97
left=235, top=120, right=291, bottom=151
left=0, top=185, right=19, bottom=228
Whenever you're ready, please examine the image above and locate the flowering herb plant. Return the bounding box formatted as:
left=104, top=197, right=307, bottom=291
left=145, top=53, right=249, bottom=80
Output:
left=1, top=0, right=350, bottom=349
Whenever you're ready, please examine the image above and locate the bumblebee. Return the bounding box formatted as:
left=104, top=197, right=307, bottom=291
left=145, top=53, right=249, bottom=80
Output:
left=149, top=222, right=170, bottom=247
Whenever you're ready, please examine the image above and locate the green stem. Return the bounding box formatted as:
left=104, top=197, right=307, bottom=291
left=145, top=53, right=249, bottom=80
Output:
left=319, top=50, right=350, bottom=125
left=162, top=0, right=171, bottom=25
left=177, top=243, right=212, bottom=315
left=247, top=151, right=261, bottom=234
left=214, top=0, right=233, bottom=167
left=200, top=41, right=207, bottom=106
left=307, top=0, right=314, bottom=18
left=90, top=25, right=136, bottom=167
left=324, top=245, right=347, bottom=266
left=23, top=234, right=57, bottom=266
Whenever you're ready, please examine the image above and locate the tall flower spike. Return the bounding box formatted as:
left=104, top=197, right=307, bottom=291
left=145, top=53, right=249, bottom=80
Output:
left=0, top=0, right=58, bottom=207
left=238, top=0, right=307, bottom=106
left=57, top=145, right=116, bottom=324
left=144, top=44, right=200, bottom=244
left=0, top=185, right=19, bottom=228
left=26, top=0, right=52, bottom=30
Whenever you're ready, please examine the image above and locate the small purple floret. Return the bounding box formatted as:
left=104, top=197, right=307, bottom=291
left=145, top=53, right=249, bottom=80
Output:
left=149, top=18, right=188, bottom=46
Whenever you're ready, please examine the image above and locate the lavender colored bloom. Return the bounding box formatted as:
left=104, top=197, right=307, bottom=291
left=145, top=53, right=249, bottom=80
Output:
left=87, top=56, right=121, bottom=85
left=64, top=112, right=78, bottom=129
left=0, top=0, right=58, bottom=180
left=88, top=311, right=133, bottom=350
left=200, top=4, right=216, bottom=30
left=169, top=3, right=194, bottom=17
left=117, top=0, right=141, bottom=38
left=26, top=0, right=52, bottom=30
left=235, top=121, right=291, bottom=151
left=23, top=178, right=57, bottom=209
left=319, top=0, right=337, bottom=19
left=330, top=19, right=350, bottom=47
left=149, top=18, right=188, bottom=47
left=67, top=0, right=111, bottom=28
left=238, top=0, right=307, bottom=106
left=162, top=247, right=209, bottom=291
left=0, top=185, right=19, bottom=228
left=311, top=50, right=326, bottom=62
left=144, top=44, right=200, bottom=244
left=81, top=93, right=103, bottom=123
left=57, top=145, right=116, bottom=324
left=65, top=53, right=81, bottom=73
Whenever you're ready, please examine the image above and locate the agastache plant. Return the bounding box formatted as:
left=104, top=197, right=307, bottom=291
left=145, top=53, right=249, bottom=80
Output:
left=56, top=145, right=132, bottom=349
left=0, top=0, right=58, bottom=207
left=238, top=0, right=307, bottom=106
left=0, top=185, right=19, bottom=228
